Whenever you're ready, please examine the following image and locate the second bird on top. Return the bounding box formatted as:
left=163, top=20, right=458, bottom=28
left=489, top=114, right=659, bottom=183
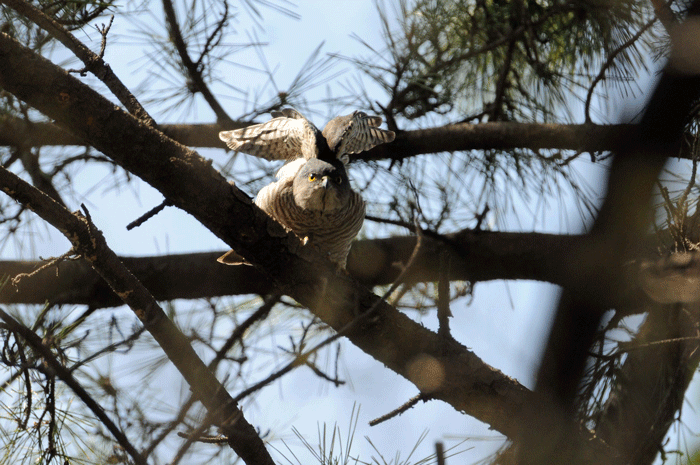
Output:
left=217, top=108, right=395, bottom=269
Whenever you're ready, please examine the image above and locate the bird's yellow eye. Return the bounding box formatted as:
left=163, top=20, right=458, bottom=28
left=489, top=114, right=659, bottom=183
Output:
left=334, top=176, right=343, bottom=184
left=308, top=173, right=317, bottom=182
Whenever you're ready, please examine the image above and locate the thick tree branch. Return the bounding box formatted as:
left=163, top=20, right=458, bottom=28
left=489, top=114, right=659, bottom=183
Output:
left=0, top=32, right=530, bottom=438
left=0, top=114, right=641, bottom=159
left=0, top=231, right=605, bottom=308
left=0, top=166, right=275, bottom=465
left=0, top=0, right=155, bottom=126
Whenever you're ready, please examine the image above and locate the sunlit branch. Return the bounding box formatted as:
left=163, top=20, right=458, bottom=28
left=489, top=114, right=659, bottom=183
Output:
left=0, top=0, right=155, bottom=126
left=0, top=115, right=643, bottom=159
left=0, top=165, right=275, bottom=465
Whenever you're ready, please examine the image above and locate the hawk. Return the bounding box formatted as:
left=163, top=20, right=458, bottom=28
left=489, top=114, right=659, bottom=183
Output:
left=218, top=108, right=395, bottom=268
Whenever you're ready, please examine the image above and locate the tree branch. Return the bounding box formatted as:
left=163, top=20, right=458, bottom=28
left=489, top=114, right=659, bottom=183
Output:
left=0, top=308, right=147, bottom=465
left=161, top=0, right=233, bottom=125
left=0, top=166, right=275, bottom=465
left=0, top=0, right=155, bottom=126
left=0, top=115, right=640, bottom=160
left=0, top=231, right=597, bottom=308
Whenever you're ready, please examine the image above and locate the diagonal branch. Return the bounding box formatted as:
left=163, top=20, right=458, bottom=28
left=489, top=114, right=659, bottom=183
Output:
left=0, top=307, right=147, bottom=465
left=0, top=165, right=275, bottom=465
left=0, top=0, right=155, bottom=126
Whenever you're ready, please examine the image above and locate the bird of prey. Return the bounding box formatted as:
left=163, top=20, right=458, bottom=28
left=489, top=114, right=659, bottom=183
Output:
left=218, top=108, right=394, bottom=268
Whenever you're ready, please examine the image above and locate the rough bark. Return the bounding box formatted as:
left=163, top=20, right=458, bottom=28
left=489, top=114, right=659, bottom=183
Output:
left=0, top=167, right=275, bottom=465
left=0, top=114, right=640, bottom=160
left=1, top=231, right=583, bottom=307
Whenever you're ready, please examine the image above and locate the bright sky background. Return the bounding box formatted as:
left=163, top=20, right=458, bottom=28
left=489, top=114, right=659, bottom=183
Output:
left=3, top=1, right=700, bottom=464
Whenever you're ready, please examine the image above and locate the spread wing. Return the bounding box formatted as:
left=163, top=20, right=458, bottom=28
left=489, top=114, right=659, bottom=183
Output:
left=219, top=110, right=319, bottom=160
left=322, top=111, right=395, bottom=162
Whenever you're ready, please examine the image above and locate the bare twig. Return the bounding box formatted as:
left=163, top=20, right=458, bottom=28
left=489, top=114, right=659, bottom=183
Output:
left=0, top=166, right=275, bottom=465
left=0, top=308, right=147, bottom=465
left=437, top=250, right=452, bottom=339
left=126, top=199, right=172, bottom=230
left=176, top=431, right=228, bottom=444
left=584, top=15, right=658, bottom=123
left=18, top=148, right=67, bottom=207
left=208, top=292, right=281, bottom=372
left=0, top=0, right=156, bottom=126
left=369, top=393, right=429, bottom=426
left=11, top=248, right=78, bottom=288
left=436, top=441, right=446, bottom=465
left=161, top=0, right=233, bottom=125
left=68, top=15, right=113, bottom=75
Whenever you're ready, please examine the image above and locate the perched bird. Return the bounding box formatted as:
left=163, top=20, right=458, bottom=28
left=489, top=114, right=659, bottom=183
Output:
left=218, top=108, right=394, bottom=268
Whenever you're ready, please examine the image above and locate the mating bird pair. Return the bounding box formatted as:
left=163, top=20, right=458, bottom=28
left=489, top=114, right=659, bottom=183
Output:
left=218, top=108, right=395, bottom=268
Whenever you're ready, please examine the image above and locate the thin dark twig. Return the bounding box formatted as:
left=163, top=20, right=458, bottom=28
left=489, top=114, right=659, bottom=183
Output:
left=68, top=15, right=114, bottom=75
left=142, top=395, right=197, bottom=457
left=17, top=338, right=31, bottom=430
left=69, top=327, right=147, bottom=372
left=231, top=232, right=426, bottom=404
left=170, top=411, right=218, bottom=465
left=195, top=0, right=229, bottom=71
left=369, top=393, right=430, bottom=426
left=436, top=442, right=446, bottom=465
left=171, top=403, right=244, bottom=465
left=0, top=308, right=147, bottom=465
left=474, top=204, right=490, bottom=230
left=584, top=15, right=658, bottom=123
left=126, top=199, right=173, bottom=230
left=208, top=292, right=281, bottom=372
left=305, top=359, right=345, bottom=387
left=437, top=250, right=452, bottom=339
left=489, top=39, right=516, bottom=121
left=365, top=214, right=472, bottom=260
left=161, top=0, right=233, bottom=125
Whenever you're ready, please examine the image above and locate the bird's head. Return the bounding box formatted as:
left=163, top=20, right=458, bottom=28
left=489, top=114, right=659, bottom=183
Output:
left=292, top=158, right=351, bottom=211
